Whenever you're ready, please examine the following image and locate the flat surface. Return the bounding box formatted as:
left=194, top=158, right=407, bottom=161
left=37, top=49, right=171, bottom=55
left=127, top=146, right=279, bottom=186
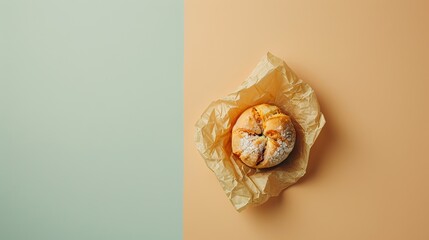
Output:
left=0, top=1, right=183, bottom=239
left=184, top=0, right=429, bottom=239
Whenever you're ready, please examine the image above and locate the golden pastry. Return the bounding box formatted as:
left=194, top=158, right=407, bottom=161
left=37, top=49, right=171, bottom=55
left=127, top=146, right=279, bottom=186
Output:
left=232, top=104, right=296, bottom=168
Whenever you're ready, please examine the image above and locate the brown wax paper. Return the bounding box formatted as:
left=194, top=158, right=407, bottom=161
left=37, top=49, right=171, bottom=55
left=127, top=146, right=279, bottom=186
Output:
left=195, top=52, right=326, bottom=212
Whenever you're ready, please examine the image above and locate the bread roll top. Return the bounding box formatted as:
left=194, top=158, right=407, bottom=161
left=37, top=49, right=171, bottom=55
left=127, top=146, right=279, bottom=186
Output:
left=232, top=104, right=296, bottom=169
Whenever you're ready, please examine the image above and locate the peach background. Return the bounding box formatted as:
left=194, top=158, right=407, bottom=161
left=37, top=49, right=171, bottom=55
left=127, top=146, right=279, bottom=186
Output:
left=184, top=1, right=429, bottom=239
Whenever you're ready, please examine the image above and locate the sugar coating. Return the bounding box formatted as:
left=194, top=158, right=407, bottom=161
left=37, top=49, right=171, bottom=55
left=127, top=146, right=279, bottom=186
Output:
left=238, top=127, right=295, bottom=167
left=239, top=133, right=265, bottom=162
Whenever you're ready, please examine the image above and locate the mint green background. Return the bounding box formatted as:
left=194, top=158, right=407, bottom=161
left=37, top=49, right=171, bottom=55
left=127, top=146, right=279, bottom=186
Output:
left=0, top=1, right=183, bottom=239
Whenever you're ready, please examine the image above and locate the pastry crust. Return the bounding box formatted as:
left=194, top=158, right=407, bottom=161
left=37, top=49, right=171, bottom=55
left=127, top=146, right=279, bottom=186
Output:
left=232, top=104, right=296, bottom=168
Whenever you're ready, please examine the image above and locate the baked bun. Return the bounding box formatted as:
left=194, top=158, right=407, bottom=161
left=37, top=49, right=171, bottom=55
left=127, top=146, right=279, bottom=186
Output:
left=232, top=104, right=296, bottom=169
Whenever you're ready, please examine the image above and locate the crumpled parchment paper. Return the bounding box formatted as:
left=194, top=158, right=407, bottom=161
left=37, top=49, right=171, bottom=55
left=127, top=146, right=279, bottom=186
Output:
left=195, top=52, right=326, bottom=212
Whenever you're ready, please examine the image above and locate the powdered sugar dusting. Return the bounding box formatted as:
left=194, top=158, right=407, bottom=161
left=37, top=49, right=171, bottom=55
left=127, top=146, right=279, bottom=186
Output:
left=240, top=133, right=265, bottom=160
left=269, top=139, right=294, bottom=166
left=268, top=126, right=295, bottom=166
